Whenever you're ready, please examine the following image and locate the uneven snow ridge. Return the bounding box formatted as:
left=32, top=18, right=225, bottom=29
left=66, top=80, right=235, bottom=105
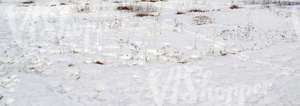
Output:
left=0, top=0, right=300, bottom=106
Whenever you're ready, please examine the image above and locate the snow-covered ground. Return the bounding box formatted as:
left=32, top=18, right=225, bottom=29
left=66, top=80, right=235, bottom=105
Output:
left=0, top=0, right=300, bottom=106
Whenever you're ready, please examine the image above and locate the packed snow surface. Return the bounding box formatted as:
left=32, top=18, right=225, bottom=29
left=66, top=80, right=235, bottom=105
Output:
left=0, top=0, right=300, bottom=106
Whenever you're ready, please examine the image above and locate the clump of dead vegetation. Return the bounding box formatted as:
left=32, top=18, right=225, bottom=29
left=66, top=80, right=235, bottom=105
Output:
left=177, top=8, right=221, bottom=15
left=117, top=6, right=134, bottom=11
left=116, top=5, right=157, bottom=13
left=116, top=5, right=157, bottom=17
left=193, top=16, right=213, bottom=25
left=136, top=13, right=155, bottom=17
left=94, top=60, right=104, bottom=65
left=176, top=11, right=185, bottom=15
left=113, top=1, right=122, bottom=3
left=60, top=3, right=67, bottom=5
left=85, top=59, right=105, bottom=65
left=188, top=9, right=209, bottom=13
left=50, top=2, right=68, bottom=7
left=22, top=1, right=34, bottom=4
left=68, top=64, right=74, bottom=67
left=230, top=5, right=240, bottom=9
left=20, top=1, right=35, bottom=7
